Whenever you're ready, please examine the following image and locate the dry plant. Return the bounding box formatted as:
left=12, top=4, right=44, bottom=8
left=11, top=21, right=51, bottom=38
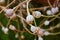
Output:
left=0, top=0, right=60, bottom=40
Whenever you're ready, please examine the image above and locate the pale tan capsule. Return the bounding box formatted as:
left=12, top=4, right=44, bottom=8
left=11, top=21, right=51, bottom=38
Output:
left=32, top=11, right=41, bottom=18
left=5, top=9, right=13, bottom=16
left=21, top=35, right=25, bottom=39
left=26, top=15, right=34, bottom=22
left=2, top=27, right=9, bottom=34
left=38, top=36, right=43, bottom=40
left=9, top=25, right=16, bottom=30
left=44, top=31, right=50, bottom=36
left=15, top=33, right=19, bottom=38
left=30, top=25, right=36, bottom=32
left=51, top=7, right=59, bottom=14
left=44, top=20, right=50, bottom=25
left=46, top=10, right=52, bottom=15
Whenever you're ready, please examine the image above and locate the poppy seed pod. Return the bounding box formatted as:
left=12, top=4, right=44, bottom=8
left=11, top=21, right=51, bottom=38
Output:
left=9, top=25, right=16, bottom=30
left=38, top=29, right=45, bottom=36
left=32, top=11, right=42, bottom=18
left=30, top=25, right=36, bottom=32
left=30, top=25, right=40, bottom=34
left=38, top=36, right=43, bottom=40
left=21, top=35, right=25, bottom=39
left=5, top=9, right=13, bottom=16
left=55, top=7, right=59, bottom=12
left=38, top=31, right=44, bottom=36
left=51, top=7, right=59, bottom=14
left=2, top=27, right=9, bottom=34
left=15, top=33, right=19, bottom=38
left=35, top=27, right=40, bottom=33
left=22, top=4, right=26, bottom=8
left=44, top=20, right=50, bottom=25
left=26, top=15, right=34, bottom=23
left=46, top=10, right=52, bottom=15
left=44, top=31, right=50, bottom=36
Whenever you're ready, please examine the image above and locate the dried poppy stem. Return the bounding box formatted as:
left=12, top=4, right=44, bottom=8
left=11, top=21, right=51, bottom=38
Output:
left=0, top=0, right=16, bottom=13
left=0, top=22, right=4, bottom=27
left=46, top=23, right=60, bottom=31
left=18, top=6, right=36, bottom=35
left=49, top=13, right=60, bottom=22
left=17, top=15, right=36, bottom=35
left=47, top=0, right=52, bottom=8
left=13, top=0, right=27, bottom=12
left=53, top=0, right=59, bottom=7
left=6, top=18, right=12, bottom=27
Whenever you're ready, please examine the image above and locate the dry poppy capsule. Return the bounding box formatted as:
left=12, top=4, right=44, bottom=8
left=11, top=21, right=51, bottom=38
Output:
left=15, top=33, right=19, bottom=38
left=44, top=31, right=50, bottom=36
left=30, top=25, right=36, bottom=32
left=9, top=25, right=16, bottom=30
left=44, top=20, right=50, bottom=25
left=22, top=4, right=26, bottom=8
left=5, top=9, right=13, bottom=16
left=32, top=11, right=42, bottom=18
left=21, top=35, right=25, bottom=39
left=51, top=7, right=59, bottom=14
left=38, top=29, right=45, bottom=36
left=26, top=14, right=34, bottom=23
left=30, top=25, right=40, bottom=34
left=38, top=36, right=43, bottom=40
left=46, top=10, right=52, bottom=15
left=4, top=9, right=14, bottom=18
left=2, top=27, right=9, bottom=34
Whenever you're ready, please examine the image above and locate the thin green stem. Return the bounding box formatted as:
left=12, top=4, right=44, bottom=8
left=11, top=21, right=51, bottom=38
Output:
left=34, top=18, right=37, bottom=27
